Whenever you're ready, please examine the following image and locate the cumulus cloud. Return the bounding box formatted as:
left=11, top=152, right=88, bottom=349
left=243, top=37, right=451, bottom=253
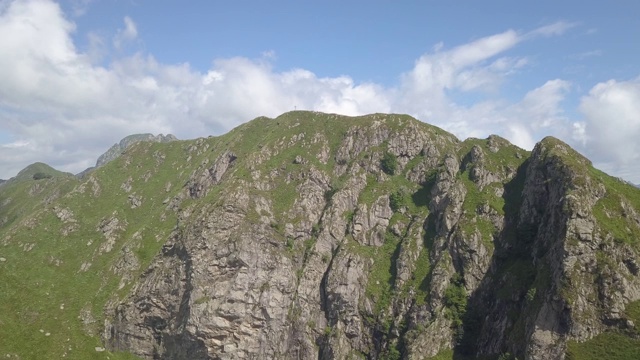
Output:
left=399, top=30, right=519, bottom=99
left=395, top=29, right=523, bottom=125
left=574, top=78, right=640, bottom=180
left=0, top=1, right=606, bottom=182
left=0, top=0, right=393, bottom=178
left=393, top=28, right=571, bottom=151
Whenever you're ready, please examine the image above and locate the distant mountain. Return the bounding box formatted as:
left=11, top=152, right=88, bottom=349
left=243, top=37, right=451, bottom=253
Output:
left=76, top=133, right=178, bottom=178
left=95, top=133, right=177, bottom=168
left=0, top=162, right=76, bottom=230
left=1, top=112, right=640, bottom=359
left=6, top=162, right=73, bottom=183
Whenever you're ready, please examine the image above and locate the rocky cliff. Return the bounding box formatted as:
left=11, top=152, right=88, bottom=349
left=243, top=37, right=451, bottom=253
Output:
left=1, top=111, right=640, bottom=360
left=96, top=133, right=178, bottom=168
left=75, top=134, right=178, bottom=179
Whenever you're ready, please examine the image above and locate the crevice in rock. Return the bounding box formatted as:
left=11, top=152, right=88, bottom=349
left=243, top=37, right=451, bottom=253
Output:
left=160, top=234, right=207, bottom=359
left=453, top=159, right=534, bottom=359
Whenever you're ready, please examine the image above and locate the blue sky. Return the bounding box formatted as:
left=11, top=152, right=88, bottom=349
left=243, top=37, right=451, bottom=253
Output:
left=1, top=0, right=640, bottom=183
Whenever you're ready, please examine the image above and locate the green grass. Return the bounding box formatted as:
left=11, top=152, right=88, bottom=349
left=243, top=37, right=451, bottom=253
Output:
left=358, top=231, right=402, bottom=315
left=451, top=137, right=530, bottom=257
left=0, top=140, right=205, bottom=359
left=457, top=171, right=499, bottom=249
left=8, top=162, right=74, bottom=182
left=427, top=349, right=454, bottom=360
left=566, top=332, right=640, bottom=360
left=350, top=156, right=434, bottom=312
left=405, top=244, right=431, bottom=306
left=590, top=168, right=640, bottom=246
left=624, top=300, right=640, bottom=327
left=495, top=258, right=535, bottom=300
left=458, top=136, right=529, bottom=175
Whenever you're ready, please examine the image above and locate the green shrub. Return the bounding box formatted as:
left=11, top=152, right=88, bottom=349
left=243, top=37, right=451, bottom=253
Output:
left=387, top=346, right=401, bottom=360
left=194, top=296, right=210, bottom=304
left=526, top=287, right=537, bottom=303
left=32, top=172, right=52, bottom=180
left=389, top=190, right=406, bottom=212
left=444, top=273, right=467, bottom=328
left=381, top=152, right=398, bottom=175
left=324, top=326, right=333, bottom=336
left=498, top=353, right=516, bottom=360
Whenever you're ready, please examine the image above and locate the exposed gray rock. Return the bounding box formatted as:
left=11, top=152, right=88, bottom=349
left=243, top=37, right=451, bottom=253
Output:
left=96, top=133, right=178, bottom=168
left=188, top=151, right=237, bottom=199
left=352, top=195, right=392, bottom=247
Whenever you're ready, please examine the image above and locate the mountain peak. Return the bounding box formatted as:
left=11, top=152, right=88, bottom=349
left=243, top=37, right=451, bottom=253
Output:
left=8, top=162, right=72, bottom=183
left=95, top=133, right=178, bottom=168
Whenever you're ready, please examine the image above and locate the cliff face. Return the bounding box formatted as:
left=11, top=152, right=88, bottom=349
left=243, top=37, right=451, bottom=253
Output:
left=1, top=112, right=640, bottom=360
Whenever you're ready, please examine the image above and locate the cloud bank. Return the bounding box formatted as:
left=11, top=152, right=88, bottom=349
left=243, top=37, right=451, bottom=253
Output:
left=0, top=0, right=638, bottom=184
left=574, top=78, right=640, bottom=181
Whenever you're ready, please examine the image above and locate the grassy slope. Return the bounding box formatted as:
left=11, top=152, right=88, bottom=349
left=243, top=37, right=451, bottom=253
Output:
left=567, top=300, right=640, bottom=360
left=0, top=163, right=77, bottom=232
left=0, top=141, right=212, bottom=359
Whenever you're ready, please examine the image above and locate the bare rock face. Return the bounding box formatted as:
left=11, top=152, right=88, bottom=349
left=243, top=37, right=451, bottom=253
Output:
left=188, top=151, right=237, bottom=199
left=352, top=196, right=392, bottom=247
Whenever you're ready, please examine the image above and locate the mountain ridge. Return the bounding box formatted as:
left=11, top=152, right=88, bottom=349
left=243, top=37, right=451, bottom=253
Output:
left=1, top=111, right=639, bottom=360
left=95, top=133, right=178, bottom=168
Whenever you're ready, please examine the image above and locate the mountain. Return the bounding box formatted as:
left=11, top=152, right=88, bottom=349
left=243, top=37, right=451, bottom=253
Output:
left=1, top=111, right=640, bottom=360
left=8, top=162, right=73, bottom=182
left=96, top=133, right=178, bottom=168
left=75, top=133, right=178, bottom=178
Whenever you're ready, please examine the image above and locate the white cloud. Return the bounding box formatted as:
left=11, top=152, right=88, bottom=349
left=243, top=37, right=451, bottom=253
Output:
left=113, top=16, right=137, bottom=50
left=0, top=0, right=393, bottom=178
left=393, top=28, right=571, bottom=151
left=400, top=29, right=520, bottom=97
left=1, top=140, right=30, bottom=149
left=575, top=78, right=640, bottom=180
left=512, top=79, right=571, bottom=129
left=69, top=0, right=92, bottom=17
left=1, top=0, right=618, bottom=183
left=412, top=79, right=571, bottom=151
left=395, top=29, right=524, bottom=125
left=526, top=20, right=577, bottom=38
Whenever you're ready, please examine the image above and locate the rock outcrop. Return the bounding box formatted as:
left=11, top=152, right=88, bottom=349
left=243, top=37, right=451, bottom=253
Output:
left=96, top=133, right=178, bottom=168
